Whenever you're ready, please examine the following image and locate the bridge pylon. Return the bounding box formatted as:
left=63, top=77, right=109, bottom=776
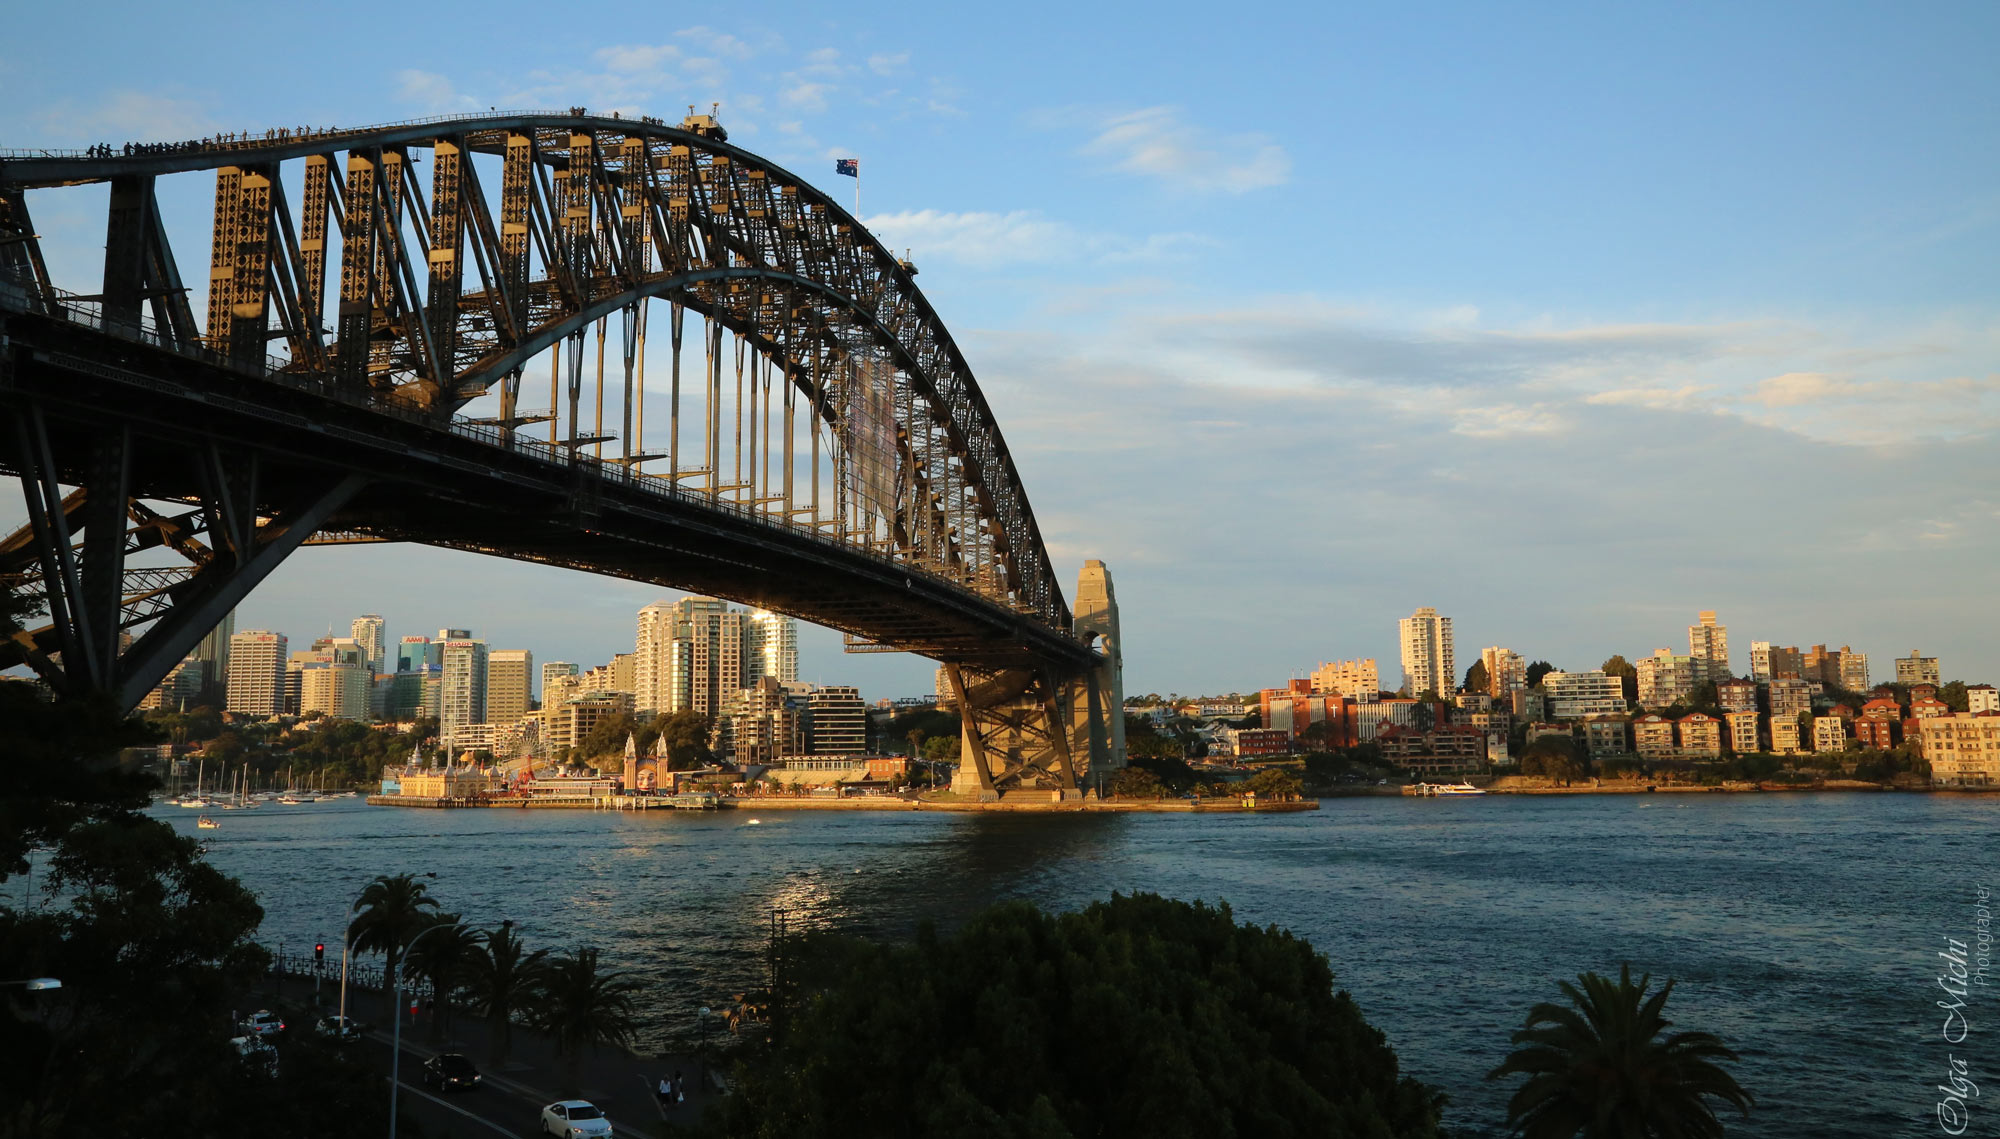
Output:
left=947, top=560, right=1125, bottom=800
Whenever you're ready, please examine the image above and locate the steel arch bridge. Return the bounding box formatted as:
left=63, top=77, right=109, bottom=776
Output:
left=0, top=110, right=1124, bottom=797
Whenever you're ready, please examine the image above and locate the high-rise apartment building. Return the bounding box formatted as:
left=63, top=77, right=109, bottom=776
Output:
left=226, top=630, right=288, bottom=716
left=487, top=650, right=533, bottom=726
left=1636, top=649, right=1707, bottom=709
left=807, top=685, right=867, bottom=754
left=747, top=609, right=799, bottom=684
left=1541, top=670, right=1627, bottom=719
left=717, top=676, right=804, bottom=764
left=1398, top=607, right=1454, bottom=698
left=642, top=598, right=749, bottom=716
left=351, top=614, right=387, bottom=675
left=1309, top=659, right=1380, bottom=701
left=1688, top=611, right=1729, bottom=678
left=1896, top=651, right=1941, bottom=687
left=1750, top=641, right=1772, bottom=682
left=1803, top=644, right=1866, bottom=690
left=439, top=637, right=489, bottom=746
left=1480, top=647, right=1526, bottom=696
left=541, top=661, right=580, bottom=710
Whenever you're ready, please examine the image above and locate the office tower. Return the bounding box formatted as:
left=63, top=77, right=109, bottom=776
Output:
left=225, top=630, right=288, bottom=716
left=1398, top=607, right=1454, bottom=697
left=194, top=608, right=236, bottom=700
left=351, top=614, right=387, bottom=675
left=747, top=609, right=799, bottom=684
left=297, top=639, right=371, bottom=721
left=1688, top=611, right=1729, bottom=678
left=487, top=650, right=534, bottom=725
left=1480, top=647, right=1526, bottom=696
left=439, top=637, right=489, bottom=746
left=807, top=685, right=867, bottom=755
left=396, top=635, right=437, bottom=672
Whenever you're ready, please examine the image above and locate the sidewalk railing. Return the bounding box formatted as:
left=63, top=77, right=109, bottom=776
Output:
left=265, top=947, right=430, bottom=1002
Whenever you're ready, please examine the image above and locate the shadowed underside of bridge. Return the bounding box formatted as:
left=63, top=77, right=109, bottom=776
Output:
left=0, top=111, right=1123, bottom=794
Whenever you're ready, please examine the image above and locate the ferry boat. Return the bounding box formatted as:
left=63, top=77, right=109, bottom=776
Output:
left=196, top=816, right=221, bottom=829
left=1412, top=781, right=1487, bottom=797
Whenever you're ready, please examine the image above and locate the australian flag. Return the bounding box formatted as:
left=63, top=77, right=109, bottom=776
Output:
left=835, top=158, right=858, bottom=177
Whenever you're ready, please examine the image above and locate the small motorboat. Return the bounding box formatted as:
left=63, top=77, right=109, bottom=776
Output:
left=197, top=816, right=221, bottom=829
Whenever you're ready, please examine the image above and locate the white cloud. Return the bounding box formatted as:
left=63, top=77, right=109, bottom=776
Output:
left=868, top=52, right=910, bottom=76
left=864, top=209, right=1212, bottom=269
left=397, top=69, right=479, bottom=113
left=1082, top=106, right=1291, bottom=193
left=676, top=26, right=757, bottom=60
left=596, top=44, right=680, bottom=73
left=35, top=91, right=214, bottom=145
left=781, top=82, right=833, bottom=113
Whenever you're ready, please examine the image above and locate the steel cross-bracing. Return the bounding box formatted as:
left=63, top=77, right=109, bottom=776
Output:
left=0, top=111, right=1123, bottom=794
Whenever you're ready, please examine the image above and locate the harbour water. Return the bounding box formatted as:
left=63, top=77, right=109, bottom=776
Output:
left=153, top=791, right=1990, bottom=1137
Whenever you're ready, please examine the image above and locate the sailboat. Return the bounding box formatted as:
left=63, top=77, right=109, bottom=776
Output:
left=178, top=758, right=213, bottom=807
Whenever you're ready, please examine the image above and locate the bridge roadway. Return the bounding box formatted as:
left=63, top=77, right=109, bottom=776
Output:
left=0, top=297, right=1095, bottom=675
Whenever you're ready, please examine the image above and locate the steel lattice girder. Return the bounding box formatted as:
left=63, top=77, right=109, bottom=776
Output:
left=0, top=115, right=1068, bottom=637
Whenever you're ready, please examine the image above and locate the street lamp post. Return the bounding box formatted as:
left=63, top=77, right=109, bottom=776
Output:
left=696, top=1006, right=712, bottom=1088
left=388, top=921, right=449, bottom=1139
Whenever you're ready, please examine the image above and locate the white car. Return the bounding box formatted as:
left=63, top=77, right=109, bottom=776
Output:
left=540, top=1099, right=612, bottom=1138
left=241, top=1010, right=285, bottom=1037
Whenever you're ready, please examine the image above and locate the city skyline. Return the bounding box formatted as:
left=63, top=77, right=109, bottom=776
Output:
left=7, top=2, right=1996, bottom=695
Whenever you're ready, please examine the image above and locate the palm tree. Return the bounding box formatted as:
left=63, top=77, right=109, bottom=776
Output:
left=535, top=947, right=641, bottom=1083
left=465, top=921, right=550, bottom=1067
left=403, top=918, right=485, bottom=1042
left=1488, top=964, right=1753, bottom=1138
left=348, top=872, right=440, bottom=1021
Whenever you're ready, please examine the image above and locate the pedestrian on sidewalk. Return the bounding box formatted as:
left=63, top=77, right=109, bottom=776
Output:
left=675, top=1068, right=686, bottom=1103
left=657, top=1075, right=672, bottom=1106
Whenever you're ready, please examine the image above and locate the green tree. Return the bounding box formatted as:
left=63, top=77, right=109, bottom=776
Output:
left=1600, top=656, right=1638, bottom=703
left=404, top=917, right=486, bottom=1041
left=464, top=921, right=551, bottom=1067
left=655, top=710, right=717, bottom=769
left=1940, top=680, right=1970, bottom=713
left=349, top=872, right=441, bottom=1021
left=1111, top=765, right=1164, bottom=798
left=1488, top=964, right=1752, bottom=1138
left=1519, top=735, right=1585, bottom=785
left=705, top=893, right=1444, bottom=1138
left=1525, top=661, right=1557, bottom=689
left=536, top=947, right=641, bottom=1082
left=1465, top=659, right=1491, bottom=696
left=1241, top=766, right=1304, bottom=799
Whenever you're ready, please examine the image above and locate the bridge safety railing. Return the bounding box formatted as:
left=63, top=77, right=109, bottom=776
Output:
left=0, top=267, right=1010, bottom=609
left=0, top=110, right=632, bottom=160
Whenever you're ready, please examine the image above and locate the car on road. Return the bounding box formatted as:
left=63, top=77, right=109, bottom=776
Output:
left=230, top=1035, right=279, bottom=1077
left=240, top=1010, right=285, bottom=1037
left=422, top=1052, right=482, bottom=1092
left=314, top=1015, right=367, bottom=1041
left=540, top=1099, right=612, bottom=1137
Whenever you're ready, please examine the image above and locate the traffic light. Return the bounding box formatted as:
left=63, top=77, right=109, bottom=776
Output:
left=315, top=942, right=325, bottom=964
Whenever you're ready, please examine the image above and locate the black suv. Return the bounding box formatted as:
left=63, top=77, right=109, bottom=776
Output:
left=422, top=1053, right=482, bottom=1092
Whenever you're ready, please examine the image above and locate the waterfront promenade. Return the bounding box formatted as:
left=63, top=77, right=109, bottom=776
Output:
left=367, top=790, right=1321, bottom=814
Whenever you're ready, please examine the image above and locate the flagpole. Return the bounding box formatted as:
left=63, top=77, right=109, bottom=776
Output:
left=854, top=166, right=860, bottom=221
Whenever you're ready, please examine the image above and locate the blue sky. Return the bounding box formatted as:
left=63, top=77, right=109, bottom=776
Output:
left=5, top=1, right=1997, bottom=699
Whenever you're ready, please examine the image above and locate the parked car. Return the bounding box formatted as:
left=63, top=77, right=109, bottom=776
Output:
left=240, top=1010, right=285, bottom=1037
left=231, top=1035, right=279, bottom=1077
left=423, top=1052, right=482, bottom=1092
left=540, top=1100, right=612, bottom=1137
left=314, top=1015, right=367, bottom=1041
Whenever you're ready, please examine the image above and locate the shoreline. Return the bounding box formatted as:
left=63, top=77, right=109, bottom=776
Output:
left=364, top=793, right=1322, bottom=814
